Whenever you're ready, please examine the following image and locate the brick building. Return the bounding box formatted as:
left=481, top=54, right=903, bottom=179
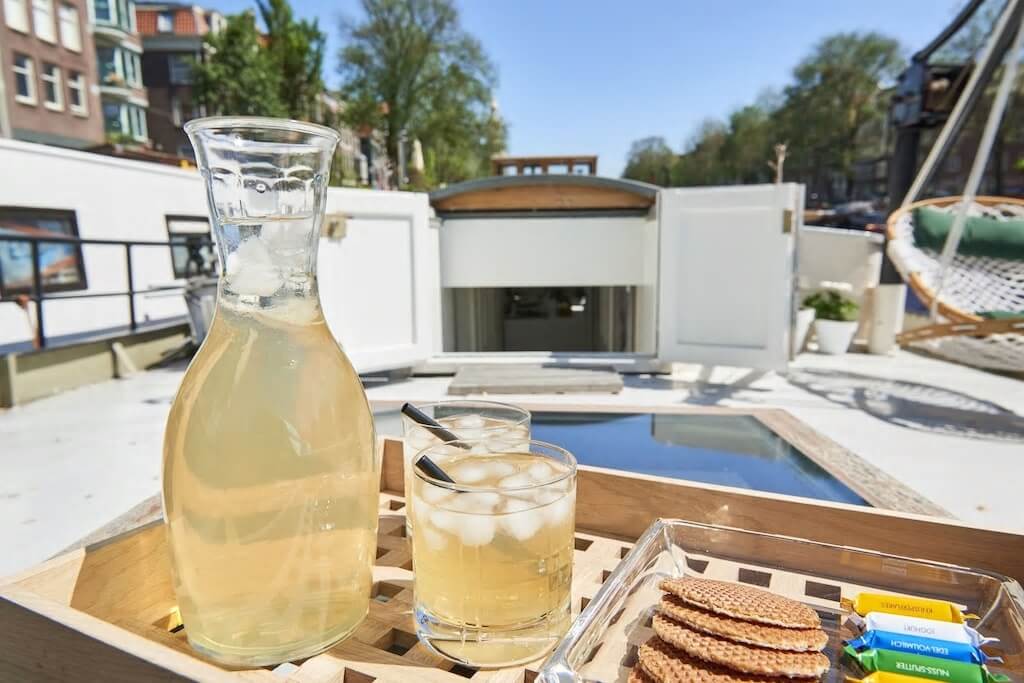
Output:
left=91, top=0, right=149, bottom=143
left=0, top=0, right=105, bottom=148
left=134, top=0, right=222, bottom=157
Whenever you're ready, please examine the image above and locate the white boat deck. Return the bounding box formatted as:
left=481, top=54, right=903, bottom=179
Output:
left=2, top=349, right=1022, bottom=578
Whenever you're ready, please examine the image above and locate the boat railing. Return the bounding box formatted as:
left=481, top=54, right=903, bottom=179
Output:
left=0, top=233, right=215, bottom=349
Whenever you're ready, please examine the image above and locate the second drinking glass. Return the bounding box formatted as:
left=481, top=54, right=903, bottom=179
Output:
left=401, top=400, right=530, bottom=533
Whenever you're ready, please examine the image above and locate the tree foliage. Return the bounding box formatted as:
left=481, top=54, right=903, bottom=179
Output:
left=622, top=137, right=676, bottom=186
left=192, top=0, right=327, bottom=121
left=337, top=0, right=505, bottom=187
left=624, top=32, right=905, bottom=203
left=191, top=12, right=286, bottom=117
left=257, top=0, right=326, bottom=121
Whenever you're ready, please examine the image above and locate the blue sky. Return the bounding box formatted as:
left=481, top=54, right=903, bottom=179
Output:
left=203, top=0, right=966, bottom=175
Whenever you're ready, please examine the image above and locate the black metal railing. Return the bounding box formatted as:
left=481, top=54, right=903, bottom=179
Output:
left=0, top=233, right=215, bottom=349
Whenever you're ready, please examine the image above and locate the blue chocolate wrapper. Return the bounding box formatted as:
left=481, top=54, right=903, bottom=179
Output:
left=847, top=630, right=996, bottom=665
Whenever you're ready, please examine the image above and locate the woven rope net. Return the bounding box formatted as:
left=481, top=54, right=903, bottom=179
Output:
left=887, top=198, right=1024, bottom=372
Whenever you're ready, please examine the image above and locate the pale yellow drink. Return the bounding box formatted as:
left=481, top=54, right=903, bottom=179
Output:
left=411, top=447, right=575, bottom=667
left=163, top=296, right=378, bottom=665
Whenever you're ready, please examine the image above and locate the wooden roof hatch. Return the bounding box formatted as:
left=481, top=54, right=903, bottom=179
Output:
left=429, top=175, right=659, bottom=215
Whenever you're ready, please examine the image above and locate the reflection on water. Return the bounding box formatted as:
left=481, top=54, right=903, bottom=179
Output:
left=530, top=412, right=867, bottom=506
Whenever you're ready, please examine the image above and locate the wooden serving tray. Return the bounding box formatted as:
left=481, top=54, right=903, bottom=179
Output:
left=3, top=439, right=1023, bottom=682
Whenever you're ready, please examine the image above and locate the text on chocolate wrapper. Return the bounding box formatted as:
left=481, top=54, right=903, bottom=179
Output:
left=892, top=640, right=950, bottom=656
left=882, top=601, right=932, bottom=615
left=896, top=662, right=951, bottom=677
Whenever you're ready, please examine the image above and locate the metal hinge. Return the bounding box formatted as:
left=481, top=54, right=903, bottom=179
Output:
left=782, top=209, right=794, bottom=234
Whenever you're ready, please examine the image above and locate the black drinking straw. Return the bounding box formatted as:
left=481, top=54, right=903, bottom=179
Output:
left=400, top=402, right=467, bottom=483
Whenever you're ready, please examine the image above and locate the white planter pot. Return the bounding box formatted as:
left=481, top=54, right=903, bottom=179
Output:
left=814, top=319, right=858, bottom=355
left=794, top=308, right=815, bottom=354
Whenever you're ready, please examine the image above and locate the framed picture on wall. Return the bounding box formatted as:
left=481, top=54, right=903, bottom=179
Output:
left=0, top=207, right=87, bottom=297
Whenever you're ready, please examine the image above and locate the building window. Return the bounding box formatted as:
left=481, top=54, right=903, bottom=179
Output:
left=168, top=54, right=192, bottom=84
left=40, top=63, right=63, bottom=110
left=57, top=3, right=80, bottom=51
left=157, top=10, right=172, bottom=31
left=92, top=0, right=110, bottom=22
left=4, top=0, right=29, bottom=32
left=12, top=54, right=35, bottom=104
left=97, top=46, right=119, bottom=84
left=0, top=208, right=87, bottom=297
left=67, top=71, right=86, bottom=114
left=166, top=216, right=213, bottom=278
left=104, top=102, right=147, bottom=140
left=31, top=0, right=55, bottom=42
left=103, top=101, right=123, bottom=134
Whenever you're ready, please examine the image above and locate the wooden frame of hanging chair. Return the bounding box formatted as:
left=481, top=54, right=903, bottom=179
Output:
left=886, top=194, right=1024, bottom=345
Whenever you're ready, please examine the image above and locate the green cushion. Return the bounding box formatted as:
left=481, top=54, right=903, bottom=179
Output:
left=979, top=310, right=1024, bottom=320
left=913, top=206, right=1024, bottom=261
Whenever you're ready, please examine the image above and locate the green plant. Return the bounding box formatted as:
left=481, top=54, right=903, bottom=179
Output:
left=803, top=289, right=859, bottom=322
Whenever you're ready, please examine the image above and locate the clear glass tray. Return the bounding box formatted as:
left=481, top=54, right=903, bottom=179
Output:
left=538, top=519, right=1024, bottom=682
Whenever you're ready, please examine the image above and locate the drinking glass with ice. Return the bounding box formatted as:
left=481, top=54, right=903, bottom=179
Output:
left=400, top=401, right=531, bottom=533
left=410, top=439, right=576, bottom=668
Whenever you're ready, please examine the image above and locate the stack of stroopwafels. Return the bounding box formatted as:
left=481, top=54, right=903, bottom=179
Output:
left=632, top=577, right=831, bottom=682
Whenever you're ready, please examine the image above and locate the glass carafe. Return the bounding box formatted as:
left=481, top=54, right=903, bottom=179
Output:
left=162, top=118, right=378, bottom=666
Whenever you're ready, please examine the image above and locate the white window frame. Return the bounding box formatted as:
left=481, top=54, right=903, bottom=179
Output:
left=131, top=52, right=142, bottom=87
left=121, top=49, right=133, bottom=84
left=31, top=0, right=56, bottom=43
left=4, top=0, right=29, bottom=32
left=12, top=54, right=36, bottom=105
left=129, top=105, right=147, bottom=141
left=67, top=71, right=87, bottom=115
left=156, top=10, right=171, bottom=32
left=168, top=54, right=191, bottom=84
left=57, top=3, right=80, bottom=51
left=41, top=63, right=63, bottom=111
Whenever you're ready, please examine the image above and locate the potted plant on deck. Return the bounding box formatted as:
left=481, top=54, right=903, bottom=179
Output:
left=804, top=290, right=859, bottom=355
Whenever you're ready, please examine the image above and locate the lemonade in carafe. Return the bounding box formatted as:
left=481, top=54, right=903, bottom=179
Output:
left=162, top=118, right=378, bottom=666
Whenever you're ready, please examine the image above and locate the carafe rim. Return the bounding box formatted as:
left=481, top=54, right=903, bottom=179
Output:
left=184, top=116, right=341, bottom=145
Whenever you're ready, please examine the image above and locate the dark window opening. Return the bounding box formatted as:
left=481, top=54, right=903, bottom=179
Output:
left=166, top=215, right=214, bottom=278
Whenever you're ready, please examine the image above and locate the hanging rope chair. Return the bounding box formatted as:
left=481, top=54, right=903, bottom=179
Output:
left=886, top=196, right=1024, bottom=371
left=883, top=0, right=1024, bottom=372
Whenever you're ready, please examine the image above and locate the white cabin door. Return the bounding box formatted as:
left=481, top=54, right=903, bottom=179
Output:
left=656, top=184, right=801, bottom=371
left=318, top=189, right=440, bottom=374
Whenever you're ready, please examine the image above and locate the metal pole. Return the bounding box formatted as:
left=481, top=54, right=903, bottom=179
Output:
left=902, top=0, right=1020, bottom=207
left=930, top=11, right=1024, bottom=319
left=125, top=244, right=137, bottom=331
left=30, top=241, right=45, bottom=348
left=397, top=128, right=408, bottom=188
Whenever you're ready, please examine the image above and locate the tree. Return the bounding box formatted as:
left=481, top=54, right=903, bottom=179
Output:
left=622, top=32, right=904, bottom=202
left=622, top=137, right=676, bottom=185
left=191, top=12, right=285, bottom=117
left=337, top=0, right=503, bottom=187
left=778, top=32, right=903, bottom=199
left=257, top=0, right=326, bottom=120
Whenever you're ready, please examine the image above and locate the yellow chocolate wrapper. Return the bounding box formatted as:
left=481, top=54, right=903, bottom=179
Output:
left=842, top=593, right=977, bottom=623
left=846, top=674, right=938, bottom=683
